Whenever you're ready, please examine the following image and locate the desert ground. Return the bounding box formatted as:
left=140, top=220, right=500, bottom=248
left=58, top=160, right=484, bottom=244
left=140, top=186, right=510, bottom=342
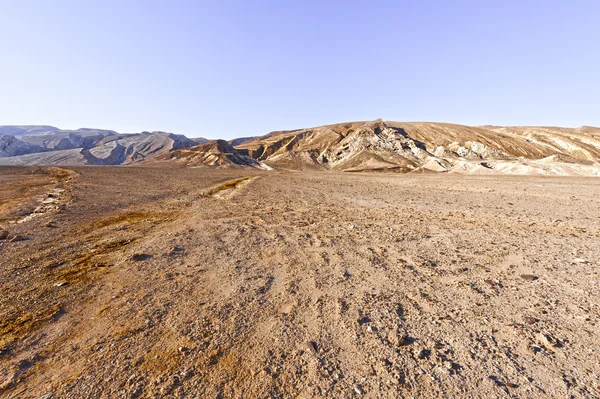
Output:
left=1, top=166, right=599, bottom=398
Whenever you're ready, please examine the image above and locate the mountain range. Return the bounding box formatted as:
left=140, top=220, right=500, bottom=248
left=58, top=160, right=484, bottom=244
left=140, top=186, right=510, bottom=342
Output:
left=0, top=126, right=205, bottom=166
left=2, top=121, right=600, bottom=176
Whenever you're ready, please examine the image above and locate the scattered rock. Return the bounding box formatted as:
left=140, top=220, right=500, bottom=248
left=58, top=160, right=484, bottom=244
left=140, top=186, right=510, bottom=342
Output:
left=55, top=281, right=69, bottom=287
left=131, top=254, right=153, bottom=261
left=388, top=330, right=413, bottom=346
left=536, top=332, right=563, bottom=348
left=523, top=316, right=539, bottom=325
left=169, top=246, right=185, bottom=256
left=520, top=274, right=538, bottom=281
left=484, top=279, right=500, bottom=287
left=129, top=386, right=143, bottom=398
left=0, top=230, right=8, bottom=240
left=573, top=258, right=588, bottom=264
left=178, top=346, right=190, bottom=355
left=307, top=341, right=319, bottom=354
left=9, top=235, right=27, bottom=242
left=367, top=325, right=378, bottom=332
left=354, top=384, right=365, bottom=395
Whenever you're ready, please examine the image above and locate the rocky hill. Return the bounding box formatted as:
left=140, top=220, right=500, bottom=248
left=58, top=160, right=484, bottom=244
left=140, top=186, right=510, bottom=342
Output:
left=0, top=126, right=203, bottom=166
left=225, top=120, right=600, bottom=176
left=153, top=139, right=270, bottom=169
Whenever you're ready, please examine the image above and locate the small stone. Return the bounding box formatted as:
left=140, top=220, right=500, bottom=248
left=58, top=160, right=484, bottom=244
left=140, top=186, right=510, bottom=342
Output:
left=178, top=346, right=189, bottom=355
left=520, top=274, right=538, bottom=281
left=0, top=230, right=8, bottom=240
left=536, top=332, right=562, bottom=348
left=131, top=254, right=152, bottom=261
left=484, top=279, right=499, bottom=287
left=307, top=341, right=319, bottom=354
left=169, top=246, right=185, bottom=255
left=9, top=235, right=26, bottom=242
left=354, top=384, right=365, bottom=395
left=55, top=281, right=69, bottom=287
left=367, top=325, right=378, bottom=332
left=505, top=382, right=519, bottom=388
left=523, top=316, right=539, bottom=325
left=573, top=258, right=588, bottom=264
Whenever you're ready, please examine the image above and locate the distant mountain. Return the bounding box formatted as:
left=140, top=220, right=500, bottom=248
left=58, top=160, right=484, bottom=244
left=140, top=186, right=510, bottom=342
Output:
left=0, top=135, right=46, bottom=157
left=0, top=126, right=204, bottom=166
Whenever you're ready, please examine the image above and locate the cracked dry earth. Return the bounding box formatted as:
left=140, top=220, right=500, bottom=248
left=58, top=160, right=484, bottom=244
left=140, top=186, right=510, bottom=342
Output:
left=1, top=166, right=600, bottom=399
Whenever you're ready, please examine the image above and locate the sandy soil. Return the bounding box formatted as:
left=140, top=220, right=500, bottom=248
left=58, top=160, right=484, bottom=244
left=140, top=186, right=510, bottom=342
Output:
left=1, top=166, right=599, bottom=398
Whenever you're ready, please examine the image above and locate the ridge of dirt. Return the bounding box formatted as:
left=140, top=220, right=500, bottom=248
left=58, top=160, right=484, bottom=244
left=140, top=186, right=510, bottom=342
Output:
left=202, top=176, right=260, bottom=199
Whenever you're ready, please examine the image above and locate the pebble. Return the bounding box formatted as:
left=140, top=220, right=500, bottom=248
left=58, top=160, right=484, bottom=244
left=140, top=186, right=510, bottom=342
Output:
left=523, top=316, right=539, bottom=325
left=354, top=384, right=365, bottom=395
left=0, top=230, right=8, bottom=240
left=306, top=341, right=319, bottom=354
left=131, top=254, right=152, bottom=261
left=484, top=279, right=500, bottom=287
left=573, top=258, right=588, bottom=264
left=520, top=274, right=538, bottom=281
left=536, top=332, right=561, bottom=348
left=367, top=325, right=378, bottom=332
left=9, top=235, right=26, bottom=242
left=169, top=246, right=185, bottom=255
left=55, top=281, right=69, bottom=287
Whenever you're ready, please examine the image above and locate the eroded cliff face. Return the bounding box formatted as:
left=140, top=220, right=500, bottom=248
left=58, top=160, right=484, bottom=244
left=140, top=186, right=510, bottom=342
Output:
left=226, top=120, right=600, bottom=175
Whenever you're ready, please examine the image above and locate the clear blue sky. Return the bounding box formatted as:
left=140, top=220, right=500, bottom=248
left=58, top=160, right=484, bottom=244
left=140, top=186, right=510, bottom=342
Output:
left=1, top=1, right=598, bottom=139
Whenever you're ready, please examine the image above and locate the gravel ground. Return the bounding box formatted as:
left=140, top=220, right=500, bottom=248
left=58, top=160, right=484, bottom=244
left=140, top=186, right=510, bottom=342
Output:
left=1, top=166, right=599, bottom=398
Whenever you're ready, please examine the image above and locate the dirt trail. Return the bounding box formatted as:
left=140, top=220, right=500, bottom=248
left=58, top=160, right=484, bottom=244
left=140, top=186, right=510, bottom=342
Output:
left=1, top=167, right=599, bottom=398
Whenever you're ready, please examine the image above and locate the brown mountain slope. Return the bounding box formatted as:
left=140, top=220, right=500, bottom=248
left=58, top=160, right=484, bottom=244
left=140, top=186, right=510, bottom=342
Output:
left=231, top=120, right=600, bottom=175
left=487, top=126, right=600, bottom=161
left=151, top=139, right=270, bottom=169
